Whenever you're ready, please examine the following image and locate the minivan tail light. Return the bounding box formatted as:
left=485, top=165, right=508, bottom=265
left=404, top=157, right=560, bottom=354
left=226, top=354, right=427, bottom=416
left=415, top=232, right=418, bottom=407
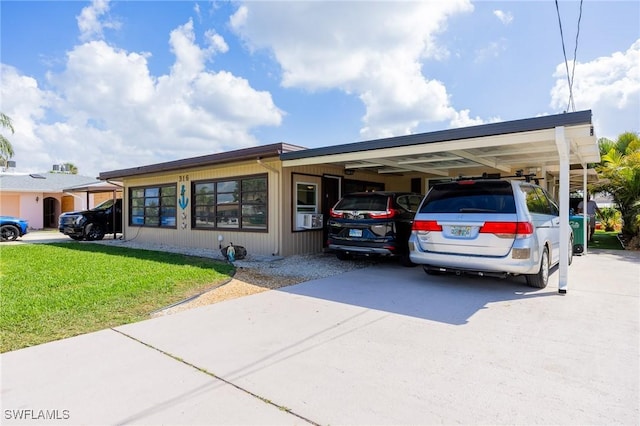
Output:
left=412, top=220, right=443, bottom=232
left=480, top=221, right=533, bottom=238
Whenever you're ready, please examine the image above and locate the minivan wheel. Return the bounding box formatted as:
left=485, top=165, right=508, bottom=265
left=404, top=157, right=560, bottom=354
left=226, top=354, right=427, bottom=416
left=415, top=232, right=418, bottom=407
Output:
left=84, top=223, right=105, bottom=241
left=526, top=247, right=549, bottom=288
left=423, top=266, right=441, bottom=276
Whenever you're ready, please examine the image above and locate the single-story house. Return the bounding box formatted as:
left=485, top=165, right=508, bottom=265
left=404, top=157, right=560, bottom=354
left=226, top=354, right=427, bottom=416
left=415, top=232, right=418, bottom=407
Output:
left=99, top=110, right=599, bottom=261
left=0, top=173, right=121, bottom=229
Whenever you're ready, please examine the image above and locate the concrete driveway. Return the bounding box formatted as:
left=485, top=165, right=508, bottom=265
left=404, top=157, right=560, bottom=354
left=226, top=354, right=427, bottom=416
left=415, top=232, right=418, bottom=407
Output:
left=2, top=249, right=638, bottom=425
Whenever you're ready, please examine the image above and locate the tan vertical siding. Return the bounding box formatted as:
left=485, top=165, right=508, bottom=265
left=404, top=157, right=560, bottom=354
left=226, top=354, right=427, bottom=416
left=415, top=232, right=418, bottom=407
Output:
left=121, top=159, right=282, bottom=257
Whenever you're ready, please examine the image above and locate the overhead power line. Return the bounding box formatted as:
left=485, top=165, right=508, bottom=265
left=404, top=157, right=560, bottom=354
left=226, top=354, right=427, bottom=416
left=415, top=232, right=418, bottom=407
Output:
left=554, top=0, right=584, bottom=112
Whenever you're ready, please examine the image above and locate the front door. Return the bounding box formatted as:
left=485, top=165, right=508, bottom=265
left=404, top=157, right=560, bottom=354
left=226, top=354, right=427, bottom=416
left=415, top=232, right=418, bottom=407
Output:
left=43, top=197, right=58, bottom=228
left=322, top=175, right=341, bottom=247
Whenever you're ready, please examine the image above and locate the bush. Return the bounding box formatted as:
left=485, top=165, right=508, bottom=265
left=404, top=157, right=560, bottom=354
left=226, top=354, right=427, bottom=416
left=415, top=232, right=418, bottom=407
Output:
left=599, top=207, right=621, bottom=232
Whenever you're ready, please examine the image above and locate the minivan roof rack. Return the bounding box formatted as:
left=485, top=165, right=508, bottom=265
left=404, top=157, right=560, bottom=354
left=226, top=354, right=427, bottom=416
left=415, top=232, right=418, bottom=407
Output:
left=456, top=170, right=543, bottom=184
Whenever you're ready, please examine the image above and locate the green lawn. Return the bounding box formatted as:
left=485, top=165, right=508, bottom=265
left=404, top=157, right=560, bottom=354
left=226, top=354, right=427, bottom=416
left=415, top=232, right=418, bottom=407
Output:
left=0, top=243, right=234, bottom=353
left=589, top=231, right=625, bottom=250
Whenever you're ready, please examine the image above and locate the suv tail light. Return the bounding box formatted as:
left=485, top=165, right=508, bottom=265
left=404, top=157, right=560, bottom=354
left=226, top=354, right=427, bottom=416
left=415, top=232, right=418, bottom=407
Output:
left=412, top=220, right=443, bottom=232
left=480, top=221, right=533, bottom=239
left=329, top=209, right=344, bottom=219
left=369, top=209, right=397, bottom=219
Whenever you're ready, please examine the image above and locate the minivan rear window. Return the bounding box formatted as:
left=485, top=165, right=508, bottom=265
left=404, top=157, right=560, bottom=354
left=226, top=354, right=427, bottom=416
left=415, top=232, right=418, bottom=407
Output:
left=420, top=181, right=516, bottom=214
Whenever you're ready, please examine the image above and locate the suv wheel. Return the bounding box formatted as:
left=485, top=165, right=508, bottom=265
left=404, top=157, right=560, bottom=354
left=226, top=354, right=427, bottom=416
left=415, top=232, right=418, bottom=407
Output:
left=526, top=247, right=549, bottom=288
left=84, top=223, right=105, bottom=241
left=335, top=251, right=352, bottom=261
left=399, top=253, right=416, bottom=267
left=1, top=225, right=20, bottom=241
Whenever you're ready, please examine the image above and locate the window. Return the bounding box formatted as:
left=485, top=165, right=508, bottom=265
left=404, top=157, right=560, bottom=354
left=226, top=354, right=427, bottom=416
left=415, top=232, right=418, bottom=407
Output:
left=130, top=184, right=177, bottom=227
left=295, top=182, right=318, bottom=230
left=396, top=194, right=423, bottom=213
left=419, top=181, right=516, bottom=214
left=522, top=186, right=559, bottom=216
left=192, top=175, right=267, bottom=230
left=296, top=183, right=317, bottom=214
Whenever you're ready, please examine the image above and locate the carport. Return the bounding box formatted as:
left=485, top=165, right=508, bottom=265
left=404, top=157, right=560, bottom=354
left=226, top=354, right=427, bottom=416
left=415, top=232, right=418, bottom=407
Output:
left=62, top=180, right=123, bottom=239
left=281, top=110, right=600, bottom=293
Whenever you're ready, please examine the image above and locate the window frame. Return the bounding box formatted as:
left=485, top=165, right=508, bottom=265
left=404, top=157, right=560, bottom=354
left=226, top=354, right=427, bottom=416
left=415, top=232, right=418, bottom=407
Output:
left=191, top=174, right=268, bottom=232
left=129, top=183, right=177, bottom=228
left=294, top=181, right=319, bottom=231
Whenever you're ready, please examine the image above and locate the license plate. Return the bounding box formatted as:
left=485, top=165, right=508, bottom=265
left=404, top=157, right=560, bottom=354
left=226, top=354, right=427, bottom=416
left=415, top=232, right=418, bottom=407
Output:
left=450, top=225, right=472, bottom=237
left=349, top=229, right=363, bottom=237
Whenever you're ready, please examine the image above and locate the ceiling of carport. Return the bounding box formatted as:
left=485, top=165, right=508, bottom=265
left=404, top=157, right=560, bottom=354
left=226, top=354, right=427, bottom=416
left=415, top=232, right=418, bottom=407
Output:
left=281, top=110, right=599, bottom=191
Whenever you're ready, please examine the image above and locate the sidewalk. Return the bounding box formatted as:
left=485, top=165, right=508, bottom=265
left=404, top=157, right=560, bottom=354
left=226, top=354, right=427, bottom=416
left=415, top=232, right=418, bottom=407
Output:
left=2, top=249, right=638, bottom=425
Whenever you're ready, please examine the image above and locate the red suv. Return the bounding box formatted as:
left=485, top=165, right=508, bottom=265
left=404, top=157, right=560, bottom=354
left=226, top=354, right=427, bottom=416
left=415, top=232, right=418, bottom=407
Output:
left=327, top=191, right=423, bottom=265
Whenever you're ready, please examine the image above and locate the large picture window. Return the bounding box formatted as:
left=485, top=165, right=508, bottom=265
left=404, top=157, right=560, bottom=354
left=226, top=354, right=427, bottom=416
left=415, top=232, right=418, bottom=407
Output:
left=192, top=175, right=267, bottom=230
left=130, top=184, right=177, bottom=227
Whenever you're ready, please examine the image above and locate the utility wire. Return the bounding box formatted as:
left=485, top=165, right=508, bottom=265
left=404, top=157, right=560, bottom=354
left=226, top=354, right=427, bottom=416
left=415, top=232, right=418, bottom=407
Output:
left=554, top=0, right=583, bottom=112
left=568, top=0, right=584, bottom=112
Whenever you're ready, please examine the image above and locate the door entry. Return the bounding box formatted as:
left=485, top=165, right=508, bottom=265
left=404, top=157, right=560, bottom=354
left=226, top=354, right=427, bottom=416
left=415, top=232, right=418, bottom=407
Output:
left=322, top=175, right=341, bottom=247
left=43, top=197, right=58, bottom=228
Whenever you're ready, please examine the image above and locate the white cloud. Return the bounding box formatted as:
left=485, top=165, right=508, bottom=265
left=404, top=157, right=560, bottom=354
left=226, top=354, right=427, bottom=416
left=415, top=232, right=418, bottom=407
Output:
left=1, top=17, right=283, bottom=177
left=493, top=10, right=513, bottom=25
left=77, top=0, right=120, bottom=42
left=474, top=39, right=507, bottom=63
left=550, top=39, right=640, bottom=139
left=205, top=29, right=229, bottom=54
left=0, top=65, right=55, bottom=170
left=230, top=1, right=477, bottom=139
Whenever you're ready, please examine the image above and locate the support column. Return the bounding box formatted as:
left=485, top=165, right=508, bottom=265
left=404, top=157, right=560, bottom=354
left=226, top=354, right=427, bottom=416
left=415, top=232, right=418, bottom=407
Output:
left=555, top=126, right=570, bottom=294
left=583, top=169, right=588, bottom=255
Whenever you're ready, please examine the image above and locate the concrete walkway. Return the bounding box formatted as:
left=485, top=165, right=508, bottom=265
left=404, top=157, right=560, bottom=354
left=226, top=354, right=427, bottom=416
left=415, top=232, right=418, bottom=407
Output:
left=2, top=249, right=638, bottom=425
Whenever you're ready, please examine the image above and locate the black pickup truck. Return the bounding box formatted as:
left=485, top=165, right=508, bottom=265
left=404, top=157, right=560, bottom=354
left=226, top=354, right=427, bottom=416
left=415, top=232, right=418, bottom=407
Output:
left=58, top=198, right=122, bottom=241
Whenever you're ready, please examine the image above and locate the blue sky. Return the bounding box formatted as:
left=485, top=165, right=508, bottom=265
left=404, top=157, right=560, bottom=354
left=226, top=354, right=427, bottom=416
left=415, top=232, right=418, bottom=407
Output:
left=1, top=0, right=638, bottom=178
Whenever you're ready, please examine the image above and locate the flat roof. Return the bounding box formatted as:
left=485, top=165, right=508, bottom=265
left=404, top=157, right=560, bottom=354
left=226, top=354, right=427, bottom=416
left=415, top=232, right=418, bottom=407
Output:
left=280, top=110, right=599, bottom=189
left=100, top=143, right=306, bottom=180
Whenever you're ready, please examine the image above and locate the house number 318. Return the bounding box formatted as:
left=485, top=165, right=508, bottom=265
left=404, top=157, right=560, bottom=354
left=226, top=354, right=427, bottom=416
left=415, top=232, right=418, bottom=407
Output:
left=179, top=175, right=190, bottom=182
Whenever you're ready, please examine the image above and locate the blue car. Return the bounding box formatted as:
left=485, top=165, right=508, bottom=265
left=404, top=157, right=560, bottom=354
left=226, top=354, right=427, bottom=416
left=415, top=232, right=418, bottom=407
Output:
left=0, top=216, right=29, bottom=241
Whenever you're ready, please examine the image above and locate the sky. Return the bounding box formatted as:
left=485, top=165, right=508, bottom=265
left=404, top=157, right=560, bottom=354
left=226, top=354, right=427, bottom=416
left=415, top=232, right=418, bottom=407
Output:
left=1, top=0, right=638, bottom=179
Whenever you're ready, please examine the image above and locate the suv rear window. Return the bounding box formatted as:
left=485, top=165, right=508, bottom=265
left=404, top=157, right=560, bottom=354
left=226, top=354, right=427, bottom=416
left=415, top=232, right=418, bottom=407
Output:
left=334, top=194, right=389, bottom=211
left=420, top=181, right=516, bottom=214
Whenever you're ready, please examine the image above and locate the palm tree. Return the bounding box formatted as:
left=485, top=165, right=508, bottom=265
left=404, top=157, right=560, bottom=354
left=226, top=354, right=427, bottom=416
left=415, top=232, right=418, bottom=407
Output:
left=0, top=112, right=15, bottom=169
left=592, top=132, right=640, bottom=240
left=63, top=162, right=79, bottom=174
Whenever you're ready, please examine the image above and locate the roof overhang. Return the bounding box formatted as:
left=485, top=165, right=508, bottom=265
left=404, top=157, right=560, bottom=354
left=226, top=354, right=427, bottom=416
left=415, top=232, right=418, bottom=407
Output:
left=63, top=181, right=123, bottom=193
left=99, top=143, right=305, bottom=180
left=281, top=110, right=599, bottom=189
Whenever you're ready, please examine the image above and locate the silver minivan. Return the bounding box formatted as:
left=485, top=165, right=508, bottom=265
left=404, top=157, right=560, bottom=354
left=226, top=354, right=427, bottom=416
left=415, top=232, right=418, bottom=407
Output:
left=408, top=179, right=573, bottom=288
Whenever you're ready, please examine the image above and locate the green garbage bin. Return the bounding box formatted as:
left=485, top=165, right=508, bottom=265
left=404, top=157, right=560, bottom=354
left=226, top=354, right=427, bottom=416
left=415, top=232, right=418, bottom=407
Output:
left=569, top=215, right=586, bottom=254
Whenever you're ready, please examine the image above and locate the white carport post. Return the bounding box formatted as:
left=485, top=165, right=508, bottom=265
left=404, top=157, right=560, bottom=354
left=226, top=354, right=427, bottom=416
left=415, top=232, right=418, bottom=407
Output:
left=583, top=169, right=589, bottom=255
left=555, top=126, right=570, bottom=293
